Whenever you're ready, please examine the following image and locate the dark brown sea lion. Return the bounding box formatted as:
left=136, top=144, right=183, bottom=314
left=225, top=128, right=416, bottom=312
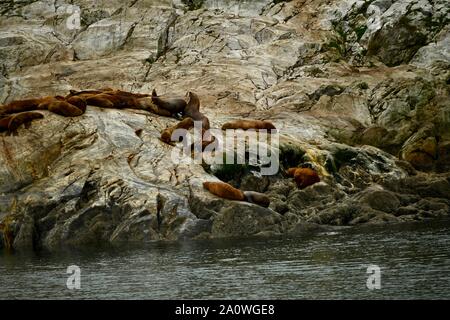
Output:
left=67, top=89, right=177, bottom=117
left=185, top=91, right=210, bottom=131
left=65, top=88, right=114, bottom=99
left=151, top=89, right=187, bottom=115
left=8, top=112, right=44, bottom=132
left=0, top=96, right=85, bottom=117
left=0, top=112, right=44, bottom=132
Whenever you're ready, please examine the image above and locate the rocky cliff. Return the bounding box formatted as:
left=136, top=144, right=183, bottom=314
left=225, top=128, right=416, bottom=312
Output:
left=0, top=0, right=449, bottom=251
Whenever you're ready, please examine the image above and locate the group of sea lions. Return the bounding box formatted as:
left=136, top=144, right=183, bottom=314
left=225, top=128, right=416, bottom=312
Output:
left=0, top=88, right=320, bottom=208
left=202, top=168, right=321, bottom=209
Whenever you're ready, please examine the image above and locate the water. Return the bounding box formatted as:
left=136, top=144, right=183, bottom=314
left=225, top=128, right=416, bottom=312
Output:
left=1, top=219, right=450, bottom=299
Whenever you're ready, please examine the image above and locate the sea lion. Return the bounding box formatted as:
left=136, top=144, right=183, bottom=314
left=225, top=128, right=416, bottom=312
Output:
left=65, top=88, right=114, bottom=99
left=0, top=112, right=44, bottom=132
left=203, top=181, right=270, bottom=207
left=0, top=96, right=86, bottom=117
left=243, top=191, right=271, bottom=208
left=185, top=91, right=210, bottom=131
left=66, top=88, right=149, bottom=100
left=286, top=167, right=320, bottom=189
left=6, top=112, right=44, bottom=132
left=137, top=97, right=173, bottom=117
left=0, top=96, right=54, bottom=114
left=68, top=89, right=178, bottom=117
left=161, top=117, right=195, bottom=144
left=203, top=181, right=245, bottom=201
left=0, top=115, right=12, bottom=131
left=221, top=120, right=276, bottom=131
left=65, top=96, right=87, bottom=114
left=183, top=91, right=214, bottom=150
left=151, top=89, right=187, bottom=115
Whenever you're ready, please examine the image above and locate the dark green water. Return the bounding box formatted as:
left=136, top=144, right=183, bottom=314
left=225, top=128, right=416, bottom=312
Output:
left=1, top=219, right=450, bottom=299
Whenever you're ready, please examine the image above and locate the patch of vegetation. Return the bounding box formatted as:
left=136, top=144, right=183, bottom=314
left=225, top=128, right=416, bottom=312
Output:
left=182, top=0, right=204, bottom=11
left=279, top=143, right=306, bottom=171
left=206, top=152, right=257, bottom=184
left=307, top=66, right=325, bottom=78
left=212, top=163, right=250, bottom=183
left=325, top=24, right=348, bottom=59
left=81, top=9, right=110, bottom=28
left=145, top=55, right=155, bottom=64
left=331, top=147, right=359, bottom=171
left=357, top=82, right=369, bottom=90
left=273, top=0, right=292, bottom=3
left=0, top=215, right=15, bottom=251
left=354, top=25, right=367, bottom=41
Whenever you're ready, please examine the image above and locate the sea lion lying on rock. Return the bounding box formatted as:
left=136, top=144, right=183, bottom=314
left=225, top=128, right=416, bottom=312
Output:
left=0, top=95, right=86, bottom=117
left=0, top=112, right=44, bottom=133
left=203, top=181, right=270, bottom=207
left=286, top=167, right=320, bottom=189
left=66, top=89, right=174, bottom=116
left=221, top=120, right=276, bottom=131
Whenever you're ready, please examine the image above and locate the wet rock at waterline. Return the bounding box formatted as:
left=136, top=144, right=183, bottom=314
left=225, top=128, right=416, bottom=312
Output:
left=0, top=0, right=449, bottom=251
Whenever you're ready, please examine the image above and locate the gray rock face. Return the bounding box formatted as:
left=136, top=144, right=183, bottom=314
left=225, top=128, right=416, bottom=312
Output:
left=326, top=0, right=449, bottom=66
left=0, top=0, right=449, bottom=251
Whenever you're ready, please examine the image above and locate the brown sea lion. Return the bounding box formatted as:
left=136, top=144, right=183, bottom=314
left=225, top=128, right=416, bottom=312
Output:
left=83, top=92, right=142, bottom=109
left=0, top=96, right=85, bottom=117
left=65, top=96, right=87, bottom=114
left=0, top=96, right=54, bottom=114
left=68, top=89, right=177, bottom=117
left=286, top=167, right=320, bottom=189
left=185, top=91, right=210, bottom=131
left=221, top=120, right=276, bottom=131
left=0, top=117, right=9, bottom=131
left=161, top=117, right=195, bottom=144
left=137, top=97, right=173, bottom=117
left=151, top=89, right=187, bottom=115
left=7, top=112, right=44, bottom=132
left=65, top=88, right=114, bottom=99
left=0, top=112, right=44, bottom=132
left=203, top=181, right=270, bottom=207
left=203, top=181, right=245, bottom=201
